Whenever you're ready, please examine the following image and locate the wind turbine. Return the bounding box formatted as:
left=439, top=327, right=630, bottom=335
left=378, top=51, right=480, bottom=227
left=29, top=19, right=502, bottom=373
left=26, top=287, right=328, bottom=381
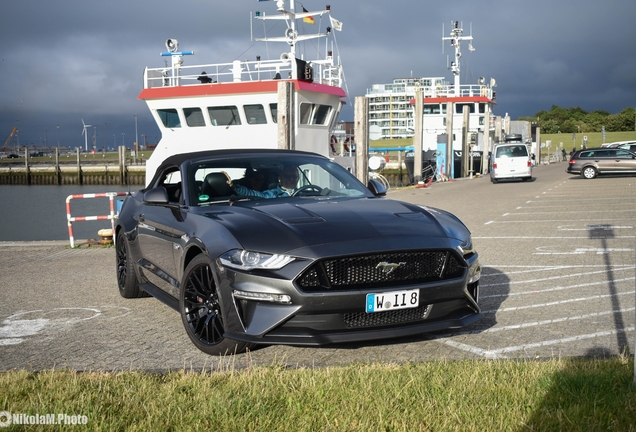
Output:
left=81, top=119, right=92, bottom=152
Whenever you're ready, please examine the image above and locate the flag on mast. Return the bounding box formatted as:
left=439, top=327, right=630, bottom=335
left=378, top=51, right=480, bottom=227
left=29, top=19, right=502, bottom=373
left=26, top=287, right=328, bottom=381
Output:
left=329, top=15, right=343, bottom=31
left=302, top=7, right=315, bottom=24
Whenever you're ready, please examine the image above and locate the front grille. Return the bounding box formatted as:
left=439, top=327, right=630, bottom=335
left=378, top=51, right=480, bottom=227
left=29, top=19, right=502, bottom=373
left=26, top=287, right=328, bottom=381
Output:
left=343, top=304, right=432, bottom=328
left=297, top=251, right=466, bottom=292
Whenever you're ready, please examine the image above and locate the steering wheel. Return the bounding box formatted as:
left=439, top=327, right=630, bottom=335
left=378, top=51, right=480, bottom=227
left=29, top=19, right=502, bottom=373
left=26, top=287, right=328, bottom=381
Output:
left=292, top=184, right=323, bottom=196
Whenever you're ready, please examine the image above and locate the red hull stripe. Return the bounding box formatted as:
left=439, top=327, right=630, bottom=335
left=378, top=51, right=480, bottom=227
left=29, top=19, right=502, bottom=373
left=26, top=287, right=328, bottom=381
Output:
left=138, top=80, right=346, bottom=100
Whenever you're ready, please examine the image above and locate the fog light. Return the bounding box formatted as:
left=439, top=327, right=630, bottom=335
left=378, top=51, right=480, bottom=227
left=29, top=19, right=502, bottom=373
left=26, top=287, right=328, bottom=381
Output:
left=233, top=290, right=292, bottom=304
left=468, top=265, right=481, bottom=284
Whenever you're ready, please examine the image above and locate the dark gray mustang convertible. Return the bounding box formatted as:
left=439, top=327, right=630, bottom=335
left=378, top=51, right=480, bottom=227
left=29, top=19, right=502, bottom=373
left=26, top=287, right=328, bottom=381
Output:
left=115, top=149, right=482, bottom=355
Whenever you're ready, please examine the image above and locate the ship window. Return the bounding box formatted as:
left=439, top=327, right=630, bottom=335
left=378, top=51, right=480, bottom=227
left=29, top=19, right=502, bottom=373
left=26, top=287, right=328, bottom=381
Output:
left=184, top=108, right=205, bottom=127
left=157, top=109, right=181, bottom=128
left=455, top=103, right=475, bottom=114
left=424, top=104, right=441, bottom=115
left=269, top=104, right=278, bottom=123
left=208, top=106, right=242, bottom=127
left=244, top=105, right=267, bottom=125
left=479, top=103, right=486, bottom=114
left=299, top=103, right=332, bottom=125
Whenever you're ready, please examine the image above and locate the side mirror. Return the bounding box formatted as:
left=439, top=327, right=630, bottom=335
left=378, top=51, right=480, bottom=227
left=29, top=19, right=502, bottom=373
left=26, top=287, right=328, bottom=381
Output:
left=143, top=186, right=169, bottom=205
left=367, top=179, right=387, bottom=196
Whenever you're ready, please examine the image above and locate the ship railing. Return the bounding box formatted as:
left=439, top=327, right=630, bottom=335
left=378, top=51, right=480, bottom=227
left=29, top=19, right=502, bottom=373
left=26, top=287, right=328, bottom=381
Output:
left=144, top=57, right=343, bottom=89
left=365, top=84, right=494, bottom=99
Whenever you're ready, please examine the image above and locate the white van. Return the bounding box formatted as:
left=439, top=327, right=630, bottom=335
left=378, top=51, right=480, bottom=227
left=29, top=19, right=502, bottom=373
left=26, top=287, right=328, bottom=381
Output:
left=489, top=141, right=532, bottom=183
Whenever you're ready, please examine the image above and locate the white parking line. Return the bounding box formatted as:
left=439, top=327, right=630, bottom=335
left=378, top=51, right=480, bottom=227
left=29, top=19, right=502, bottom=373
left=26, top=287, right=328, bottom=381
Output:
left=452, top=308, right=635, bottom=336
left=503, top=209, right=635, bottom=215
left=481, top=268, right=634, bottom=289
left=484, top=218, right=634, bottom=224
left=482, top=277, right=635, bottom=299
left=473, top=236, right=635, bottom=239
left=483, top=327, right=635, bottom=356
left=481, top=264, right=633, bottom=276
left=534, top=246, right=634, bottom=255
left=482, top=290, right=634, bottom=314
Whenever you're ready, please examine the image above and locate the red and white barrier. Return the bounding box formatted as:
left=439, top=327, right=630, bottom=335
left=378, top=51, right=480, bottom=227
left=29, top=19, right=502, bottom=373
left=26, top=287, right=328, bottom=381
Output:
left=66, top=192, right=128, bottom=248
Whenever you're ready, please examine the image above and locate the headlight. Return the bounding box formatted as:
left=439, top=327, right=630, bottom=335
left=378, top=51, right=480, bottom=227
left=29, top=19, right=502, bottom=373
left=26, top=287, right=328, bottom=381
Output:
left=219, top=249, right=295, bottom=271
left=456, top=237, right=475, bottom=256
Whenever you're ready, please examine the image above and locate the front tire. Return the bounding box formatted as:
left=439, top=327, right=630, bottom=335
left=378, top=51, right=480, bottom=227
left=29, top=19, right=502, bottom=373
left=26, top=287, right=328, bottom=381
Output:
left=582, top=166, right=597, bottom=179
left=180, top=254, right=253, bottom=355
left=116, top=230, right=146, bottom=298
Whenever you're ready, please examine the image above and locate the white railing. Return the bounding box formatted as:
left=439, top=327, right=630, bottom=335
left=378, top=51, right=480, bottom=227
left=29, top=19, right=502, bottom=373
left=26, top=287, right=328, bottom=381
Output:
left=143, top=57, right=343, bottom=89
left=366, top=84, right=494, bottom=99
left=65, top=192, right=128, bottom=248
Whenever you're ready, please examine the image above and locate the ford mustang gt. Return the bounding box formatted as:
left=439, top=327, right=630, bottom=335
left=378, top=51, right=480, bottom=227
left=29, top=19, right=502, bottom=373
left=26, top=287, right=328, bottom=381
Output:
left=115, top=149, right=482, bottom=355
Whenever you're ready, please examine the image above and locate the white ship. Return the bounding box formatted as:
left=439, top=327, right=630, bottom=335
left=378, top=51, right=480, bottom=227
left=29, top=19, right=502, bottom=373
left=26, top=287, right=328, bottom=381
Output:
left=138, top=1, right=347, bottom=184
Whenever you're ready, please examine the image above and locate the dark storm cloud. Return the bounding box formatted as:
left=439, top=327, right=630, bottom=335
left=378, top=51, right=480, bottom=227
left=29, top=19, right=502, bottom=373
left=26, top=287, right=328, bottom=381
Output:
left=1, top=0, right=634, bottom=148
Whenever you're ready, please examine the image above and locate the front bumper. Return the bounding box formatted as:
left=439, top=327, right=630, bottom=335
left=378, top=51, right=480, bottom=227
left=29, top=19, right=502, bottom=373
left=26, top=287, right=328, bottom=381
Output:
left=218, top=253, right=482, bottom=346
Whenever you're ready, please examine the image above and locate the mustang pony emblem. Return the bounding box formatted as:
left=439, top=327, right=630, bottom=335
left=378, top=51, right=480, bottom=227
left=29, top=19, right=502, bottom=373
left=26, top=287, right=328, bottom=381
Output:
left=376, top=261, right=406, bottom=275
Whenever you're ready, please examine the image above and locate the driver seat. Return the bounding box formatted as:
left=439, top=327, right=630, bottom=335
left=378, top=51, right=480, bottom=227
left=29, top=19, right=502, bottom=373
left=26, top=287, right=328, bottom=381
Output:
left=201, top=173, right=233, bottom=197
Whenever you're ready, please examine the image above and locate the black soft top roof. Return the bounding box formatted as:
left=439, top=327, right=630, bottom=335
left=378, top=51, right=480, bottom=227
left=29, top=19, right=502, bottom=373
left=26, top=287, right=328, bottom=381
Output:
left=148, top=148, right=325, bottom=186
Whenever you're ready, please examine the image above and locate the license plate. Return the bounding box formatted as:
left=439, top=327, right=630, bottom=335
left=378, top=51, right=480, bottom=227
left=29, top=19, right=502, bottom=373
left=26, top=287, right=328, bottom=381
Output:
left=366, top=289, right=419, bottom=313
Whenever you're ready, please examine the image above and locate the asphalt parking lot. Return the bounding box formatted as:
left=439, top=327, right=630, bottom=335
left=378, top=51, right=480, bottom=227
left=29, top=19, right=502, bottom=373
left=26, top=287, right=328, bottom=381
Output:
left=0, top=161, right=633, bottom=371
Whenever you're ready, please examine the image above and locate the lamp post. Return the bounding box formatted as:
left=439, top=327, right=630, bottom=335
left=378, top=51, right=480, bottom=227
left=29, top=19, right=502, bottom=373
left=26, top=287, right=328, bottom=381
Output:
left=56, top=125, right=60, bottom=149
left=134, top=114, right=138, bottom=165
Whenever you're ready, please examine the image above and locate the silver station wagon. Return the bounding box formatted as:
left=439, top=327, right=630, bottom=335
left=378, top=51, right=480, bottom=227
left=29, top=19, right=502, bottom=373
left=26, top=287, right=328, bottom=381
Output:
left=567, top=147, right=636, bottom=179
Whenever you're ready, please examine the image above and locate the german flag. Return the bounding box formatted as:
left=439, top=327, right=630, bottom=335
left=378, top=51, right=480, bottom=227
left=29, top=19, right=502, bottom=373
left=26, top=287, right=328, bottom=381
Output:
left=302, top=7, right=315, bottom=24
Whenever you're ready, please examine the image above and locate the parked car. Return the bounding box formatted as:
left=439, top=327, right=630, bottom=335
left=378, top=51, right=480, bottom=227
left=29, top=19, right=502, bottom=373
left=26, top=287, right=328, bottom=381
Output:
left=7, top=154, right=19, bottom=159
left=115, top=149, right=482, bottom=355
left=567, top=147, right=636, bottom=179
left=489, top=141, right=532, bottom=183
left=617, top=142, right=636, bottom=152
left=601, top=140, right=636, bottom=148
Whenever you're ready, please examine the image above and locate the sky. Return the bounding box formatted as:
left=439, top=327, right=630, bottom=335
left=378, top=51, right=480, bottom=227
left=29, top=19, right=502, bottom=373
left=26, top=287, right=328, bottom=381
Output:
left=1, top=0, right=635, bottom=150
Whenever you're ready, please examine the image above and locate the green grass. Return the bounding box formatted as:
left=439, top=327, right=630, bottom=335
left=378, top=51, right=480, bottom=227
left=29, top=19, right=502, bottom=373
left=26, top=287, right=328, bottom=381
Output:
left=371, top=132, right=636, bottom=151
left=1, top=357, right=635, bottom=431
left=541, top=131, right=636, bottom=152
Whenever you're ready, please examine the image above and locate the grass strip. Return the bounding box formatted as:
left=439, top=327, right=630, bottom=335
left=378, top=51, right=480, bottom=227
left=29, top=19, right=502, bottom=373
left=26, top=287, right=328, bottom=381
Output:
left=0, top=356, right=635, bottom=431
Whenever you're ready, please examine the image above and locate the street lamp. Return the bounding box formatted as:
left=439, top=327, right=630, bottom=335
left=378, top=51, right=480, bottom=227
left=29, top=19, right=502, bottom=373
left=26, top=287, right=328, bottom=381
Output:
left=56, top=125, right=60, bottom=149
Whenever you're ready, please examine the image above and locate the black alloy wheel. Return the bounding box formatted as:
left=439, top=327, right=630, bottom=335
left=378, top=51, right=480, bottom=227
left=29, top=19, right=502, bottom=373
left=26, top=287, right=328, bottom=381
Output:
left=116, top=231, right=145, bottom=298
left=179, top=254, right=253, bottom=355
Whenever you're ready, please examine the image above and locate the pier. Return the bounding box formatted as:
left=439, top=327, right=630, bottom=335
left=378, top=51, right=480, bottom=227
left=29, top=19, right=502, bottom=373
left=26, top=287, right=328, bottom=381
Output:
left=0, top=147, right=146, bottom=185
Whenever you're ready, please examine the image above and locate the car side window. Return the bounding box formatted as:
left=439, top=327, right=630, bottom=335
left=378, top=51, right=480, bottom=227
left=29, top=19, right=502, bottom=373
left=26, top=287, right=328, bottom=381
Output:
left=157, top=169, right=183, bottom=203
left=616, top=150, right=633, bottom=159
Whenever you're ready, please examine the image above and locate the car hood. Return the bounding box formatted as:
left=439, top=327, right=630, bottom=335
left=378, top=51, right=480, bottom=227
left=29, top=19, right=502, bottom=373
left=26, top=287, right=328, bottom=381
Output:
left=198, top=197, right=471, bottom=257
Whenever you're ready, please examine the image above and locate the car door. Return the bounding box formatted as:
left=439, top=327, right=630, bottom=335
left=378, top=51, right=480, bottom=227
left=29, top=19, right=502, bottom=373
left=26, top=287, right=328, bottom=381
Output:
left=135, top=168, right=184, bottom=298
left=613, top=149, right=636, bottom=173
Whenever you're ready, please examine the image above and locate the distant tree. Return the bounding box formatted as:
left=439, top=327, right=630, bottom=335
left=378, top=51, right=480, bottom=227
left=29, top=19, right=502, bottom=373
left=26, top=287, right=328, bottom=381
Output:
left=584, top=111, right=608, bottom=131
left=606, top=111, right=633, bottom=132
left=517, top=105, right=635, bottom=133
left=560, top=119, right=580, bottom=134
left=538, top=119, right=560, bottom=134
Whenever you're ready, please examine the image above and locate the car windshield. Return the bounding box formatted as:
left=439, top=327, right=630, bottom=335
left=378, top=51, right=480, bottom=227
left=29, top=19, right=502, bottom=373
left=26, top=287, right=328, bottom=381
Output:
left=188, top=154, right=371, bottom=205
left=496, top=145, right=528, bottom=158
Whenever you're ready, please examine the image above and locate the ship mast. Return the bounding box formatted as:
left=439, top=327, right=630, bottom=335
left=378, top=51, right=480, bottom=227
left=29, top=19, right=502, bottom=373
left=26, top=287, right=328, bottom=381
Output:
left=253, top=0, right=333, bottom=61
left=442, top=21, right=474, bottom=96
